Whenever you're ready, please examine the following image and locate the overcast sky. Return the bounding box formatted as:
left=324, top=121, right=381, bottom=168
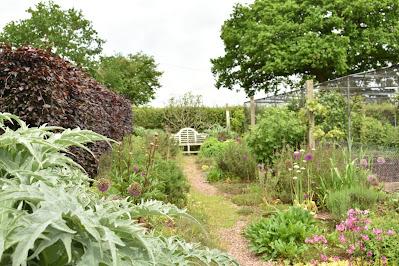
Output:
left=0, top=0, right=266, bottom=106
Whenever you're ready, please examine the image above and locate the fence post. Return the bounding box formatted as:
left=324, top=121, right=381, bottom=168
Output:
left=225, top=104, right=231, bottom=130
left=250, top=96, right=256, bottom=127
left=306, top=80, right=315, bottom=150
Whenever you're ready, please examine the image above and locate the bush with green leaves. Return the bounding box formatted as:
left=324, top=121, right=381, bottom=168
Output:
left=326, top=186, right=384, bottom=218
left=247, top=108, right=306, bottom=164
left=245, top=207, right=318, bottom=262
left=98, top=133, right=188, bottom=207
left=216, top=140, right=258, bottom=181
left=0, top=113, right=237, bottom=266
left=198, top=137, right=228, bottom=159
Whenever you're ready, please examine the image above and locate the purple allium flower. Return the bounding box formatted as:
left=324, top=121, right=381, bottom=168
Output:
left=376, top=156, right=386, bottom=165
left=127, top=182, right=142, bottom=197
left=387, top=229, right=395, bottom=236
left=133, top=165, right=140, bottom=174
left=96, top=178, right=111, bottom=193
left=304, top=153, right=313, bottom=161
left=367, top=251, right=373, bottom=257
left=360, top=158, right=368, bottom=168
left=293, top=151, right=301, bottom=160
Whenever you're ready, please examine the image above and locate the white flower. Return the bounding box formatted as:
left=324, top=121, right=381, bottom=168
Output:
left=300, top=167, right=306, bottom=170
left=293, top=176, right=298, bottom=180
left=288, top=168, right=293, bottom=171
left=300, top=149, right=305, bottom=152
left=294, top=165, right=300, bottom=169
left=296, top=170, right=301, bottom=173
left=303, top=160, right=307, bottom=163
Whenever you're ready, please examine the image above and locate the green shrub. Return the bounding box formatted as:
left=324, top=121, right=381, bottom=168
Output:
left=0, top=113, right=237, bottom=266
left=216, top=140, right=258, bottom=181
left=326, top=186, right=384, bottom=218
left=231, top=108, right=246, bottom=133
left=133, top=106, right=165, bottom=129
left=245, top=207, right=318, bottom=261
left=359, top=116, right=387, bottom=145
left=98, top=133, right=188, bottom=207
left=199, top=137, right=228, bottom=159
left=247, top=108, right=306, bottom=164
left=206, top=166, right=224, bottom=182
left=205, top=125, right=238, bottom=141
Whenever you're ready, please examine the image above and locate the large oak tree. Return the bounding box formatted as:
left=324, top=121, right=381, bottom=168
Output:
left=211, top=0, right=399, bottom=95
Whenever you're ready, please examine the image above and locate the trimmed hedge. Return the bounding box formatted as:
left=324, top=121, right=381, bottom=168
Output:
left=133, top=106, right=247, bottom=132
left=0, top=45, right=132, bottom=176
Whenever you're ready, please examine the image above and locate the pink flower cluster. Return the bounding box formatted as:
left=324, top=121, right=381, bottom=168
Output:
left=305, top=209, right=396, bottom=265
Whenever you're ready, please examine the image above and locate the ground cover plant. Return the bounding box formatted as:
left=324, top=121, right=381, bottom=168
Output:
left=0, top=113, right=237, bottom=266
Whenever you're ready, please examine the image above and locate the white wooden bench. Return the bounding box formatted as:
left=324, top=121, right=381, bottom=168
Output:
left=173, top=128, right=207, bottom=154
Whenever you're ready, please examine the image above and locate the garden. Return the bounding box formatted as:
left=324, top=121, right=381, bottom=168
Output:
left=2, top=0, right=399, bottom=266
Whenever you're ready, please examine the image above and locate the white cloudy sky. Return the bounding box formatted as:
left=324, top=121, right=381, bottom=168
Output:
left=0, top=0, right=266, bottom=106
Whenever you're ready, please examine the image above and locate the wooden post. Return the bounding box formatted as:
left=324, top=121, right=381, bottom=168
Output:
left=225, top=104, right=231, bottom=130
left=306, top=80, right=315, bottom=150
left=250, top=95, right=256, bottom=127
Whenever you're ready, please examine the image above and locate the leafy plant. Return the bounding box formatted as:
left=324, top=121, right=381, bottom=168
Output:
left=247, top=108, right=306, bottom=164
left=199, top=137, right=228, bottom=159
left=0, top=113, right=237, bottom=265
left=326, top=186, right=384, bottom=218
left=245, top=207, right=318, bottom=261
left=0, top=45, right=132, bottom=177
left=216, top=140, right=258, bottom=181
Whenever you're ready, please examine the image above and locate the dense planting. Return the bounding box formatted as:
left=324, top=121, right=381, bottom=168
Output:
left=0, top=113, right=237, bottom=266
left=0, top=46, right=132, bottom=176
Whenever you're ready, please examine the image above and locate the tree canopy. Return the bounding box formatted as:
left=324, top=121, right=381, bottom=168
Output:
left=211, top=0, right=399, bottom=96
left=0, top=1, right=104, bottom=71
left=95, top=53, right=163, bottom=105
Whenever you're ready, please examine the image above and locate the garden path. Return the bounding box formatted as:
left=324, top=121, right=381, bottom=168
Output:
left=182, top=156, right=272, bottom=266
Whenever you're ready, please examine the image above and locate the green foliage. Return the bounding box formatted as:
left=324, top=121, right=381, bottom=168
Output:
left=245, top=207, right=318, bottom=261
left=316, top=92, right=347, bottom=135
left=212, top=0, right=399, bottom=94
left=247, top=108, right=306, bottom=164
left=132, top=96, right=245, bottom=132
left=364, top=102, right=397, bottom=125
left=0, top=1, right=104, bottom=71
left=98, top=133, right=188, bottom=207
left=95, top=54, right=162, bottom=105
left=216, top=140, right=258, bottom=181
left=0, top=113, right=237, bottom=265
left=204, top=125, right=239, bottom=142
left=199, top=137, right=228, bottom=159
left=206, top=166, right=224, bottom=183
left=358, top=116, right=388, bottom=146
left=326, top=186, right=384, bottom=218
left=231, top=108, right=246, bottom=133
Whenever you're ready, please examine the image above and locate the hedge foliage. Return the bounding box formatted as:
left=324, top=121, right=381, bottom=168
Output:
left=0, top=45, right=132, bottom=176
left=133, top=106, right=247, bottom=133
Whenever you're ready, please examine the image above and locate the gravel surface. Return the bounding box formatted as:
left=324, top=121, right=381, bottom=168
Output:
left=182, top=156, right=273, bottom=266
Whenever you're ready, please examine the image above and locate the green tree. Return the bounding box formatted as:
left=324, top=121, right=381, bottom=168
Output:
left=95, top=53, right=162, bottom=105
left=212, top=0, right=399, bottom=95
left=0, top=1, right=104, bottom=71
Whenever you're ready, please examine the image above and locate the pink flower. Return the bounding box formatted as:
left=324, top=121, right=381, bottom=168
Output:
left=304, top=153, right=313, bottom=161
left=339, top=234, right=346, bottom=244
left=361, top=234, right=370, bottom=241
left=96, top=178, right=111, bottom=193
left=373, top=228, right=383, bottom=235
left=367, top=251, right=373, bottom=257
left=386, top=229, right=395, bottom=236
left=336, top=223, right=346, bottom=232
left=360, top=158, right=368, bottom=168
left=382, top=256, right=387, bottom=265
left=293, top=151, right=301, bottom=160
left=347, top=244, right=355, bottom=255
left=320, top=254, right=328, bottom=262
left=376, top=156, right=386, bottom=165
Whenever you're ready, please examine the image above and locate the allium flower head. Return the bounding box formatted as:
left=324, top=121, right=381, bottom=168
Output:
left=293, top=151, right=301, bottom=160
left=133, top=165, right=140, bottom=174
left=127, top=182, right=142, bottom=197
left=376, top=156, right=386, bottom=165
left=304, top=153, right=313, bottom=161
left=97, top=178, right=111, bottom=193
left=387, top=229, right=395, bottom=236
left=360, top=158, right=368, bottom=168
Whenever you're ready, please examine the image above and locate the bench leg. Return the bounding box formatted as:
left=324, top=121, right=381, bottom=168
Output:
left=187, top=145, right=191, bottom=154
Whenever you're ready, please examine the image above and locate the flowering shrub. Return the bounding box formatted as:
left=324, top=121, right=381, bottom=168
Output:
left=306, top=209, right=397, bottom=265
left=246, top=207, right=318, bottom=262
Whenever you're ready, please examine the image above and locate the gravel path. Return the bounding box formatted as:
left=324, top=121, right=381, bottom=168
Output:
left=182, top=156, right=273, bottom=266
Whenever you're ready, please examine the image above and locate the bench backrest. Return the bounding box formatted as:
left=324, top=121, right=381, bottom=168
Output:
left=174, top=128, right=206, bottom=144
